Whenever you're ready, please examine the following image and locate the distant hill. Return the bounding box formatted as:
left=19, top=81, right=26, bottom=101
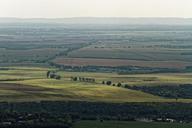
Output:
left=0, top=17, right=192, bottom=25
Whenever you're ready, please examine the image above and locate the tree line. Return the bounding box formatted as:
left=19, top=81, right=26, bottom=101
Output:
left=71, top=77, right=95, bottom=83
left=70, top=76, right=129, bottom=88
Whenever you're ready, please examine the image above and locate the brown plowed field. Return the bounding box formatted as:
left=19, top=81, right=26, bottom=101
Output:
left=53, top=57, right=192, bottom=69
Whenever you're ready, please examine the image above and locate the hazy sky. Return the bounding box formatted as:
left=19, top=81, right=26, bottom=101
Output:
left=0, top=0, right=191, bottom=18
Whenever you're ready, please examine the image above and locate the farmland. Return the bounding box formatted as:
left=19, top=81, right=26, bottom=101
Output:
left=68, top=46, right=192, bottom=62
left=0, top=19, right=192, bottom=127
left=0, top=67, right=192, bottom=102
left=0, top=67, right=170, bottom=102
left=1, top=22, right=192, bottom=71
left=53, top=57, right=192, bottom=69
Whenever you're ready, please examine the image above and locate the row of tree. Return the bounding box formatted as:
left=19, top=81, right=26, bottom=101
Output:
left=70, top=76, right=126, bottom=87
left=102, top=81, right=129, bottom=88
left=71, top=77, right=95, bottom=83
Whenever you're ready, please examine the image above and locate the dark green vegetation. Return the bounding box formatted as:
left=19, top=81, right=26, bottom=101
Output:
left=0, top=101, right=192, bottom=123
left=0, top=101, right=192, bottom=127
left=73, top=120, right=192, bottom=128
left=127, top=84, right=192, bottom=99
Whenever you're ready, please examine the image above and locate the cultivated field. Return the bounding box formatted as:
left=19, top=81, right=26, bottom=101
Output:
left=1, top=23, right=192, bottom=70
left=53, top=57, right=192, bottom=69
left=0, top=67, right=192, bottom=102
left=0, top=67, right=166, bottom=102
left=2, top=19, right=192, bottom=128
left=1, top=20, right=192, bottom=127
left=68, top=46, right=192, bottom=62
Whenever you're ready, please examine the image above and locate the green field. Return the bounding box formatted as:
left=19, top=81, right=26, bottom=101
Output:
left=0, top=22, right=192, bottom=103
left=0, top=67, right=192, bottom=102
left=1, top=23, right=192, bottom=70
left=73, top=121, right=192, bottom=128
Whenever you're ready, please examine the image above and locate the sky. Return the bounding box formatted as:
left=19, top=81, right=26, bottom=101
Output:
left=0, top=0, right=191, bottom=18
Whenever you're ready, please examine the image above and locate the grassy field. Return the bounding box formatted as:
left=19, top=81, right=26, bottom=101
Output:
left=0, top=67, right=171, bottom=102
left=73, top=121, right=192, bottom=128
left=0, top=67, right=192, bottom=102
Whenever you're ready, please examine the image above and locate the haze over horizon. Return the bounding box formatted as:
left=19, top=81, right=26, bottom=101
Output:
left=0, top=0, right=191, bottom=18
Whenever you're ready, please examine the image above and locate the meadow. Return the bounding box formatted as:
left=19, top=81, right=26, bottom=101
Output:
left=0, top=67, right=164, bottom=102
left=0, top=67, right=192, bottom=102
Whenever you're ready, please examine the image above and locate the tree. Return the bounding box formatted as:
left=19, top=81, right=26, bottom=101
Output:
left=85, top=78, right=89, bottom=82
left=92, top=79, right=95, bottom=83
left=47, top=71, right=51, bottom=78
left=49, top=73, right=55, bottom=79
left=71, top=77, right=77, bottom=81
left=55, top=75, right=61, bottom=80
left=106, top=81, right=112, bottom=85
left=124, top=84, right=129, bottom=88
left=117, top=83, right=122, bottom=87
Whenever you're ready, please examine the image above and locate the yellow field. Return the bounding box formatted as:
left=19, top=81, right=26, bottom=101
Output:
left=0, top=67, right=192, bottom=103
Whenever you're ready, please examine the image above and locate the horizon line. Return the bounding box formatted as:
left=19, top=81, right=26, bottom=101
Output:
left=0, top=17, right=192, bottom=19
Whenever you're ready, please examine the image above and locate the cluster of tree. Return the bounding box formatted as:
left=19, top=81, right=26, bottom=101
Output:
left=102, top=81, right=112, bottom=86
left=0, top=101, right=192, bottom=123
left=47, top=71, right=61, bottom=80
left=102, top=81, right=129, bottom=88
left=126, top=84, right=192, bottom=99
left=71, top=77, right=95, bottom=83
